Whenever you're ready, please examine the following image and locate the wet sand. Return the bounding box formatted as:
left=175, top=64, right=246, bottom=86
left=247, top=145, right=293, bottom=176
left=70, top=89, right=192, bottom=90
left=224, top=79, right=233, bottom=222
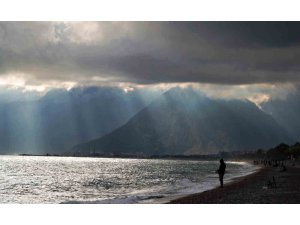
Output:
left=169, top=163, right=300, bottom=203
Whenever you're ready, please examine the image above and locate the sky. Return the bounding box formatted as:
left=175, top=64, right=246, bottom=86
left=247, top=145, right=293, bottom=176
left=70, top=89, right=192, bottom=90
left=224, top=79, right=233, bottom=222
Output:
left=1, top=21, right=300, bottom=104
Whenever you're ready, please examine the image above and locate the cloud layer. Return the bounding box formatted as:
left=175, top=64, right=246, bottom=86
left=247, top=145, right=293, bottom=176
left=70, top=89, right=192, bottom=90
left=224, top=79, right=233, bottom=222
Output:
left=1, top=22, right=300, bottom=91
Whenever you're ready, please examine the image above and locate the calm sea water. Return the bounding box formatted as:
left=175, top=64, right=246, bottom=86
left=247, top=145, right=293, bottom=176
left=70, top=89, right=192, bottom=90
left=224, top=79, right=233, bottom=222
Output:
left=0, top=156, right=258, bottom=203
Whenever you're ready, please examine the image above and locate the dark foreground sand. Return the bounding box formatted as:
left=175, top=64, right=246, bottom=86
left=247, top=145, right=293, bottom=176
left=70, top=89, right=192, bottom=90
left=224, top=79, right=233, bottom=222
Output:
left=169, top=164, right=300, bottom=204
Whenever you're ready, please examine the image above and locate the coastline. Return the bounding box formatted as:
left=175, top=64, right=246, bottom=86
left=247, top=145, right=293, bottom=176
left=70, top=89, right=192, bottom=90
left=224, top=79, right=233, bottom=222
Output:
left=140, top=161, right=260, bottom=204
left=168, top=162, right=300, bottom=204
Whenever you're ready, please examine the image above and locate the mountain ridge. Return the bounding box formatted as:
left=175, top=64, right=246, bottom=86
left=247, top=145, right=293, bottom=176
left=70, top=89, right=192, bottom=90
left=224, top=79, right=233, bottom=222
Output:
left=72, top=88, right=294, bottom=155
left=0, top=86, right=161, bottom=154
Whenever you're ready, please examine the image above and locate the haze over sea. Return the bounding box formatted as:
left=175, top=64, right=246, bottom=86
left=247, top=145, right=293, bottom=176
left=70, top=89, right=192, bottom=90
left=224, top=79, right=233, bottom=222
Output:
left=0, top=156, right=258, bottom=203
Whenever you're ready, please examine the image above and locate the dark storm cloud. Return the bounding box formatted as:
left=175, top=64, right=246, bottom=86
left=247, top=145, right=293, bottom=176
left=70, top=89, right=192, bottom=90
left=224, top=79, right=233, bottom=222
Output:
left=1, top=21, right=300, bottom=87
left=182, top=22, right=300, bottom=48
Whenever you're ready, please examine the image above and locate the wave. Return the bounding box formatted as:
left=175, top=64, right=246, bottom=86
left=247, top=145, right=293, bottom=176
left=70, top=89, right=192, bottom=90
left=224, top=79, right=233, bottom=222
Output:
left=62, top=162, right=259, bottom=204
left=62, top=195, right=166, bottom=204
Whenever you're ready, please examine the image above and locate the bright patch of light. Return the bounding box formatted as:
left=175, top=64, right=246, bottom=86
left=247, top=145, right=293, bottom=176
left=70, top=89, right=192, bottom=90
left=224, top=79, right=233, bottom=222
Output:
left=247, top=94, right=270, bottom=109
left=24, top=85, right=47, bottom=92
left=65, top=22, right=101, bottom=44
left=191, top=82, right=295, bottom=102
left=49, top=22, right=130, bottom=45
left=123, top=86, right=134, bottom=93
left=0, top=75, right=26, bottom=87
left=0, top=72, right=77, bottom=93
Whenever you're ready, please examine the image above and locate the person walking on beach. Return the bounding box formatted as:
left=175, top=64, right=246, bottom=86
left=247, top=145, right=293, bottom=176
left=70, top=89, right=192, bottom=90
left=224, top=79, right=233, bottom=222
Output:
left=217, top=159, right=226, bottom=188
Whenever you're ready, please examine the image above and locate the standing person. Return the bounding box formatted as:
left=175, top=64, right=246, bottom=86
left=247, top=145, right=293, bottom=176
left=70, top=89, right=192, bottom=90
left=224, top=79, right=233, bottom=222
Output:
left=217, top=159, right=226, bottom=188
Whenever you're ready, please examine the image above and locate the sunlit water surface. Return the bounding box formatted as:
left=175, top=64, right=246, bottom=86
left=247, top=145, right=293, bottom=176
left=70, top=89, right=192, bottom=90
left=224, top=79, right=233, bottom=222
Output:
left=0, top=156, right=258, bottom=203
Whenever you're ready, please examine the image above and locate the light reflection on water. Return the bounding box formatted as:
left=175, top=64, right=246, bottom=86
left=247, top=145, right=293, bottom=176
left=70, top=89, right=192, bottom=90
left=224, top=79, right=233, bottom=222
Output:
left=0, top=156, right=257, bottom=203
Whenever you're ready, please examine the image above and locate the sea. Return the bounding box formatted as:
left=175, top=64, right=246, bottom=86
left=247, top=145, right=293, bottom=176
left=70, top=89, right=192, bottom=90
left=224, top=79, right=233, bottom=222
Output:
left=0, top=155, right=259, bottom=203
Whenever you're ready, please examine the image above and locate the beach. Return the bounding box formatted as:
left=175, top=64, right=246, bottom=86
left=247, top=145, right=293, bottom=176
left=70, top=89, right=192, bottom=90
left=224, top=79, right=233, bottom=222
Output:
left=169, top=162, right=300, bottom=204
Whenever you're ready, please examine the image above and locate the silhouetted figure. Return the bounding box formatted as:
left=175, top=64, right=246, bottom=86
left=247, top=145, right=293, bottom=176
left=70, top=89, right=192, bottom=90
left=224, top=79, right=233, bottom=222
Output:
left=217, top=159, right=226, bottom=188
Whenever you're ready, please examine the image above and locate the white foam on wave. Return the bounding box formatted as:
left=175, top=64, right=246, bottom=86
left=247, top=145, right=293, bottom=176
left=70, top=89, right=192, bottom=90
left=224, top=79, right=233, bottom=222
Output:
left=62, top=194, right=167, bottom=204
left=63, top=196, right=140, bottom=204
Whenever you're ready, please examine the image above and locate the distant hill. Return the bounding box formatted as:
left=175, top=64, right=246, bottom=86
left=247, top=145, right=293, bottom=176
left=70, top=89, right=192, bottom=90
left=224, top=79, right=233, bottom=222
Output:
left=72, top=87, right=294, bottom=155
left=0, top=87, right=161, bottom=154
left=261, top=91, right=300, bottom=141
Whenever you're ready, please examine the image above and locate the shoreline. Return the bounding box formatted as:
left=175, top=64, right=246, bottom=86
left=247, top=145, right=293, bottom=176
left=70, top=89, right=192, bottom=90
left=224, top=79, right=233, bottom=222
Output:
left=168, top=162, right=300, bottom=203
left=166, top=166, right=264, bottom=204
left=140, top=161, right=261, bottom=204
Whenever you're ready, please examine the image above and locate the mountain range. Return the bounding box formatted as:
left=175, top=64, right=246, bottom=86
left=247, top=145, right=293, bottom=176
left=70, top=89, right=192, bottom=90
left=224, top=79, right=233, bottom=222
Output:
left=72, top=88, right=294, bottom=155
left=0, top=87, right=161, bottom=154
left=1, top=86, right=299, bottom=156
